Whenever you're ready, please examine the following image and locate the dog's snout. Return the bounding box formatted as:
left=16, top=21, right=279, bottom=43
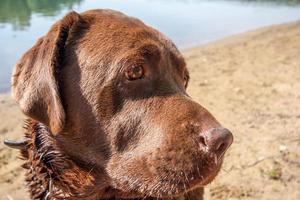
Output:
left=200, top=128, right=233, bottom=158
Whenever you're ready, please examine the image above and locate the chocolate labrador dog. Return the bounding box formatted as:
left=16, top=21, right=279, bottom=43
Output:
left=6, top=9, right=233, bottom=200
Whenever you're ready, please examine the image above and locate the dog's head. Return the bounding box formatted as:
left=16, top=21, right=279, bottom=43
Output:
left=12, top=9, right=233, bottom=198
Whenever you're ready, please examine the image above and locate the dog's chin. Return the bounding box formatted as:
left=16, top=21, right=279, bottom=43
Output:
left=109, top=157, right=224, bottom=199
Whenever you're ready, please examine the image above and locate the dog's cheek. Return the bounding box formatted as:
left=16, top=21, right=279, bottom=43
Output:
left=96, top=84, right=117, bottom=120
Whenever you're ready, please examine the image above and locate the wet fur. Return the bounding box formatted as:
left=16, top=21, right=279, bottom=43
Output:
left=21, top=119, right=203, bottom=200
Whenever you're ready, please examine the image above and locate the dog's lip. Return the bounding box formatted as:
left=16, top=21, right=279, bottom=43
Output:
left=108, top=156, right=224, bottom=198
left=107, top=146, right=228, bottom=198
left=191, top=159, right=223, bottom=187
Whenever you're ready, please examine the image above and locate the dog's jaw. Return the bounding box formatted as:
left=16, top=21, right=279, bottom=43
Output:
left=19, top=119, right=205, bottom=200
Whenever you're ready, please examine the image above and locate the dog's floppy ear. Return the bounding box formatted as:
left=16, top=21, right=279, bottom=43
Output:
left=12, top=11, right=84, bottom=135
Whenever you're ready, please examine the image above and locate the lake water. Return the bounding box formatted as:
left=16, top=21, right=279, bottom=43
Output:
left=1, top=0, right=300, bottom=92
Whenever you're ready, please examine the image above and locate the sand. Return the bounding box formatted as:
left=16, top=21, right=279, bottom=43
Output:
left=0, top=21, right=300, bottom=200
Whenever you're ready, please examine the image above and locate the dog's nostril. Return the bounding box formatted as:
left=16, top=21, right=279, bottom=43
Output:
left=202, top=128, right=233, bottom=157
left=198, top=135, right=207, bottom=147
left=216, top=142, right=226, bottom=153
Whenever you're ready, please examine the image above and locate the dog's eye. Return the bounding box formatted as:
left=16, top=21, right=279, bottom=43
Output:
left=125, top=65, right=144, bottom=80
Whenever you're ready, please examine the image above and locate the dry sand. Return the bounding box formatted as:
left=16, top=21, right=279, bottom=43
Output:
left=0, top=21, right=300, bottom=200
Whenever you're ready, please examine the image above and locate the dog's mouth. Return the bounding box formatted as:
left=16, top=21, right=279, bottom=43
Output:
left=107, top=152, right=225, bottom=199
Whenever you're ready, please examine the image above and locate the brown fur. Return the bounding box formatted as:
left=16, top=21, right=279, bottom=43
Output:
left=21, top=119, right=203, bottom=200
left=12, top=9, right=232, bottom=199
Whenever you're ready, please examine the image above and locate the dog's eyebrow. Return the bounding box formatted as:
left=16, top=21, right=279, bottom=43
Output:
left=137, top=43, right=186, bottom=74
left=137, top=43, right=161, bottom=60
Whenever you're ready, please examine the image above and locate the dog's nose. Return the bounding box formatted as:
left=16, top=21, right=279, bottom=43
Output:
left=199, top=127, right=233, bottom=158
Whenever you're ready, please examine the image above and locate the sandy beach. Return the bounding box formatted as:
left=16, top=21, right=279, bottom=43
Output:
left=0, top=21, right=299, bottom=199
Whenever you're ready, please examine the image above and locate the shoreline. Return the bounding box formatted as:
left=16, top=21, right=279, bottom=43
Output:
left=1, top=20, right=299, bottom=95
left=1, top=21, right=300, bottom=199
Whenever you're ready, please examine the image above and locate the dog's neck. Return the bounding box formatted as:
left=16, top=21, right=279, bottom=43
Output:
left=21, top=120, right=203, bottom=200
left=21, top=120, right=102, bottom=199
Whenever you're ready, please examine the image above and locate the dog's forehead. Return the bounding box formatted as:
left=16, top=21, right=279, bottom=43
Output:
left=79, top=10, right=184, bottom=63
left=81, top=10, right=157, bottom=47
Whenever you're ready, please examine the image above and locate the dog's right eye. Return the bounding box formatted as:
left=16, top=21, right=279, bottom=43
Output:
left=125, top=65, right=144, bottom=80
